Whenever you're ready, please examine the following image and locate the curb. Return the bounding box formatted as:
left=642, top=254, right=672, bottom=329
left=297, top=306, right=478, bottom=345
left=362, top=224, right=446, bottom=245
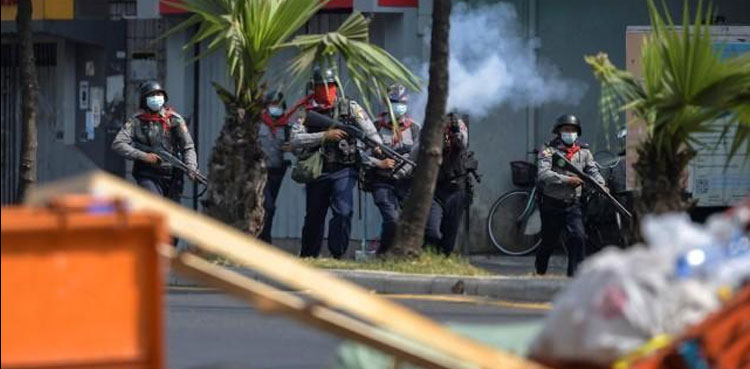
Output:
left=168, top=267, right=569, bottom=303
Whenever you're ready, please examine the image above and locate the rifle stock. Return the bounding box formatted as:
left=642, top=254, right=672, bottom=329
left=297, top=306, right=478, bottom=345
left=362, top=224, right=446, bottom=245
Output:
left=552, top=152, right=632, bottom=219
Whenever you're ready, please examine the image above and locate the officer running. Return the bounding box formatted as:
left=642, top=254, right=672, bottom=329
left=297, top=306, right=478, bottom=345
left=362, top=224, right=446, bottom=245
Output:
left=289, top=67, right=383, bottom=259
left=112, top=81, right=198, bottom=201
left=535, top=114, right=605, bottom=277
left=369, top=84, right=420, bottom=255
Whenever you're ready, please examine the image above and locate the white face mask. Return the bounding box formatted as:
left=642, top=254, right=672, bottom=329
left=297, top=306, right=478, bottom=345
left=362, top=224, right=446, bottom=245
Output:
left=268, top=106, right=284, bottom=118
left=561, top=132, right=578, bottom=145
left=146, top=95, right=165, bottom=111
left=393, top=103, right=408, bottom=117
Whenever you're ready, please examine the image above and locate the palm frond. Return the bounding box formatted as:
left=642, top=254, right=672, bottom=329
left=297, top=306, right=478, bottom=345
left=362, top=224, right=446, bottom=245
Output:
left=164, top=0, right=325, bottom=106
left=585, top=0, right=750, bottom=165
left=282, top=12, right=421, bottom=116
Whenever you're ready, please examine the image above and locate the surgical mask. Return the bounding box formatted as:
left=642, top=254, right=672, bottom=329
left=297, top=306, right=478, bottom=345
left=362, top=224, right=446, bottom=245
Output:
left=393, top=103, right=408, bottom=117
left=561, top=132, right=578, bottom=145
left=146, top=95, right=165, bottom=111
left=268, top=106, right=284, bottom=118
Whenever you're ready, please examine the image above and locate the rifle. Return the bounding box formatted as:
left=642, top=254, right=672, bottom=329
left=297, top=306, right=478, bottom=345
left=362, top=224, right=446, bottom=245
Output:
left=134, top=142, right=208, bottom=186
left=304, top=110, right=417, bottom=173
left=552, top=151, right=632, bottom=219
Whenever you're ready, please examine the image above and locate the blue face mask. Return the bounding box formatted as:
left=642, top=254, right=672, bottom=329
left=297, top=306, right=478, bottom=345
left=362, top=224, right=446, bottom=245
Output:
left=561, top=132, right=578, bottom=145
left=146, top=95, right=165, bottom=112
left=393, top=103, right=408, bottom=117
left=268, top=106, right=284, bottom=118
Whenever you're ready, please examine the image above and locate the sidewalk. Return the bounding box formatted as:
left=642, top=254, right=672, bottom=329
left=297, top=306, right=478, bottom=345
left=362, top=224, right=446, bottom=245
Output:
left=168, top=255, right=570, bottom=303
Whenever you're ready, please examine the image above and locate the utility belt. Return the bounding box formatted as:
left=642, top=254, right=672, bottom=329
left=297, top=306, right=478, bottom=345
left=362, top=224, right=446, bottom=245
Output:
left=322, top=161, right=356, bottom=174
left=541, top=194, right=579, bottom=208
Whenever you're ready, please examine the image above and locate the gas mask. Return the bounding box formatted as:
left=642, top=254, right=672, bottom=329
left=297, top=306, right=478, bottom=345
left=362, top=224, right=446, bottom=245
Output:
left=561, top=132, right=578, bottom=145
left=393, top=103, right=408, bottom=118
left=146, top=95, right=165, bottom=112
left=268, top=106, right=284, bottom=118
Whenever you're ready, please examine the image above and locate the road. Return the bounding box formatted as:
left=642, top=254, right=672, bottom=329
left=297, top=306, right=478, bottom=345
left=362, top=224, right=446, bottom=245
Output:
left=167, top=289, right=549, bottom=369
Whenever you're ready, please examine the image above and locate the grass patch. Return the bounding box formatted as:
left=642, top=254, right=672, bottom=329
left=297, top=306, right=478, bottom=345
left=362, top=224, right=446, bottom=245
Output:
left=207, top=248, right=490, bottom=276
left=303, top=250, right=490, bottom=276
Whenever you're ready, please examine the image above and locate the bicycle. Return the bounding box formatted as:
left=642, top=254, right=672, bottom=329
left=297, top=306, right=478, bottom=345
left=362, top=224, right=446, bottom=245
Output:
left=487, top=141, right=632, bottom=255
left=486, top=152, right=543, bottom=255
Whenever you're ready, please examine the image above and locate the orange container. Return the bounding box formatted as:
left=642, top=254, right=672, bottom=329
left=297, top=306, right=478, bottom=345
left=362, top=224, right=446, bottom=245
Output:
left=1, top=197, right=167, bottom=369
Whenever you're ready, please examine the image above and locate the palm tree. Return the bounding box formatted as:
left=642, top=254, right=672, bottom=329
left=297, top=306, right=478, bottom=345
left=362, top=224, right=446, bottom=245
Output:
left=165, top=0, right=419, bottom=234
left=585, top=0, right=750, bottom=215
left=390, top=0, right=452, bottom=257
left=17, top=0, right=39, bottom=202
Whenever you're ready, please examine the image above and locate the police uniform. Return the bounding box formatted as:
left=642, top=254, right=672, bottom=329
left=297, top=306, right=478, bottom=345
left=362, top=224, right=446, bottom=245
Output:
left=257, top=91, right=292, bottom=244
left=112, top=81, right=197, bottom=201
left=536, top=116, right=604, bottom=276
left=425, top=115, right=469, bottom=256
left=289, top=98, right=382, bottom=258
left=370, top=112, right=420, bottom=254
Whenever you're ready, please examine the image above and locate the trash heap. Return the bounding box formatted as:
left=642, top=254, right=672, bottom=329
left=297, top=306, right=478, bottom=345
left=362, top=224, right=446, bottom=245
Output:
left=530, top=201, right=750, bottom=368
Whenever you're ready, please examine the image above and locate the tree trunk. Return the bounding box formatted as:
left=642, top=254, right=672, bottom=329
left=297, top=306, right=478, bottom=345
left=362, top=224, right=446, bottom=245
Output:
left=202, top=94, right=267, bottom=235
left=634, top=137, right=695, bottom=216
left=389, top=0, right=451, bottom=258
left=16, top=0, right=38, bottom=202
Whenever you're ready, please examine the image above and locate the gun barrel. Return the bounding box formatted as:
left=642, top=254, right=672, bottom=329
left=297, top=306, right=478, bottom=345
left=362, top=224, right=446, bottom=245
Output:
left=553, top=152, right=632, bottom=219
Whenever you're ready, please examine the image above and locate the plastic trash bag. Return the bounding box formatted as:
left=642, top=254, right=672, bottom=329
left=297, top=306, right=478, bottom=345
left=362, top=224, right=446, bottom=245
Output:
left=529, top=208, right=749, bottom=366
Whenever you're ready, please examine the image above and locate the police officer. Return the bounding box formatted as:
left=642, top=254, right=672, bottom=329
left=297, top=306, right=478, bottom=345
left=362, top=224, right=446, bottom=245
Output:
left=424, top=113, right=470, bottom=256
left=535, top=114, right=605, bottom=277
left=258, top=90, right=293, bottom=244
left=369, top=84, right=420, bottom=255
left=112, top=81, right=198, bottom=201
left=289, top=68, right=383, bottom=259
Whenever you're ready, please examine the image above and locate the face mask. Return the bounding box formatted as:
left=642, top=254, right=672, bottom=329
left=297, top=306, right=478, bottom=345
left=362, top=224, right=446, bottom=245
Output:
left=146, top=95, right=165, bottom=111
left=268, top=106, right=284, bottom=118
left=561, top=132, right=578, bottom=145
left=313, top=84, right=337, bottom=106
left=393, top=103, right=408, bottom=117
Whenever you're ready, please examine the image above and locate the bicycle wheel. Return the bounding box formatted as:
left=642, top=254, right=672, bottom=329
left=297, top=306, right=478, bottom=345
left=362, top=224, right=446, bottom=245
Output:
left=487, top=190, right=542, bottom=255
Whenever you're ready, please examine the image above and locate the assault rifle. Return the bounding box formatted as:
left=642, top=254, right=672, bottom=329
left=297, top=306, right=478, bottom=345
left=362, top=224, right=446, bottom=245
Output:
left=134, top=142, right=208, bottom=185
left=552, top=151, right=632, bottom=219
left=304, top=110, right=417, bottom=173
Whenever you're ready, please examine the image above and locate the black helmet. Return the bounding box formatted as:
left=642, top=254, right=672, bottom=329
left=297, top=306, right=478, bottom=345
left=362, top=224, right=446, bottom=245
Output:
left=387, top=83, right=409, bottom=103
left=263, top=90, right=286, bottom=110
left=311, top=66, right=336, bottom=85
left=552, top=114, right=581, bottom=135
left=139, top=81, right=168, bottom=108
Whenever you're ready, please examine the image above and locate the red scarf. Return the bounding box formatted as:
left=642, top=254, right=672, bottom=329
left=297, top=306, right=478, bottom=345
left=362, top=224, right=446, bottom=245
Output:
left=261, top=110, right=288, bottom=135
left=377, top=113, right=413, bottom=144
left=137, top=107, right=174, bottom=132
left=565, top=143, right=581, bottom=160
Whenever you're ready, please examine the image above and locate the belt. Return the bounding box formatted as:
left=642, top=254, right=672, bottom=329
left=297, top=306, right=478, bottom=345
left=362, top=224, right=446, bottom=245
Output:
left=542, top=195, right=578, bottom=208
left=322, top=162, right=356, bottom=173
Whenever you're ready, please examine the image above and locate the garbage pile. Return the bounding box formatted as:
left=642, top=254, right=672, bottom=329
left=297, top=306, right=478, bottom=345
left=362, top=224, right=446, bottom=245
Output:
left=530, top=201, right=750, bottom=368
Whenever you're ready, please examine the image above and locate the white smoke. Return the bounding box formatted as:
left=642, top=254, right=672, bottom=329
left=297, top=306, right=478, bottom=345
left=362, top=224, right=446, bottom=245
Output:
left=409, top=2, right=586, bottom=123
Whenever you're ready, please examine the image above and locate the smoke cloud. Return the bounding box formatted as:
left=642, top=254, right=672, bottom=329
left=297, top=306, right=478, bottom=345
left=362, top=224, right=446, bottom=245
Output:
left=409, top=2, right=586, bottom=123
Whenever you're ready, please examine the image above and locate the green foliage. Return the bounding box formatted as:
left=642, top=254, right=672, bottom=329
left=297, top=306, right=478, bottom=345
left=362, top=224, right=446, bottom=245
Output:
left=585, top=0, right=750, bottom=162
left=163, top=0, right=421, bottom=115
left=283, top=12, right=421, bottom=115
left=163, top=0, right=324, bottom=107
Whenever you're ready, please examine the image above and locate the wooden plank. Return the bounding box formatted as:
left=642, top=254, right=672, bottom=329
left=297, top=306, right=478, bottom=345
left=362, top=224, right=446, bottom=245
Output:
left=26, top=171, right=548, bottom=369
left=162, top=246, right=470, bottom=369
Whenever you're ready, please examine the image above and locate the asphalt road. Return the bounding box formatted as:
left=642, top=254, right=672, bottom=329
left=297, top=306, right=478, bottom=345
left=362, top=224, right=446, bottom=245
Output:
left=166, top=289, right=548, bottom=369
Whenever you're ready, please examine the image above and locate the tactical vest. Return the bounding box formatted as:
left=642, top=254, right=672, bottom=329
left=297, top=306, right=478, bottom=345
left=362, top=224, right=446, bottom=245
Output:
left=132, top=110, right=180, bottom=177
left=307, top=99, right=359, bottom=167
